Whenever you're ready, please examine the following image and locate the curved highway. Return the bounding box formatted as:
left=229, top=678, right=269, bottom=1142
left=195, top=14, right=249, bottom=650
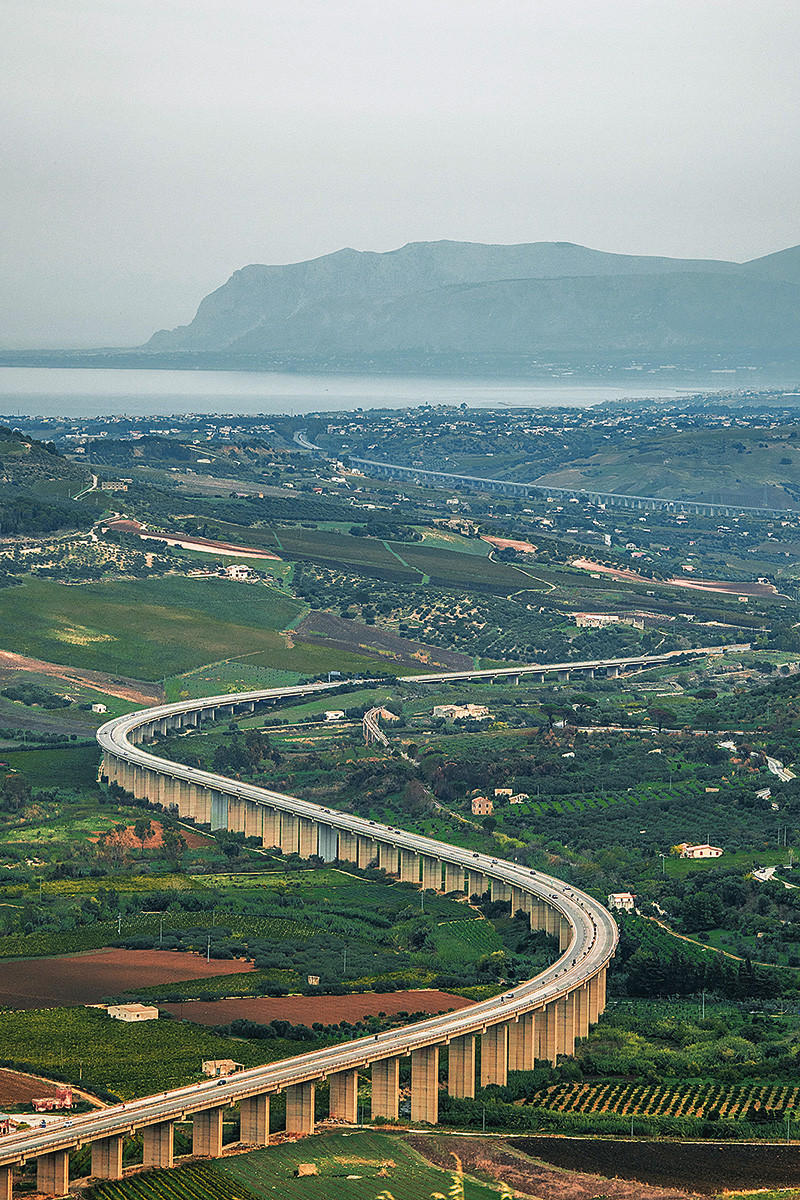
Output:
left=1, top=672, right=618, bottom=1172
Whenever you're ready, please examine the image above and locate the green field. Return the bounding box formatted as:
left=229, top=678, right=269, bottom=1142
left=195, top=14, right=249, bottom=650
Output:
left=0, top=577, right=402, bottom=680
left=87, top=1134, right=504, bottom=1200
left=2, top=744, right=100, bottom=789
left=0, top=577, right=305, bottom=679
left=0, top=1006, right=300, bottom=1099
left=220, top=1133, right=504, bottom=1200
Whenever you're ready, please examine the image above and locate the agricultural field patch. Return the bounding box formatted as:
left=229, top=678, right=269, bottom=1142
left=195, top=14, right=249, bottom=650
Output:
left=1, top=744, right=100, bottom=789
left=0, top=1006, right=299, bottom=1099
left=508, top=1136, right=800, bottom=1194
left=86, top=1162, right=261, bottom=1200
left=537, top=1079, right=800, bottom=1122
left=0, top=948, right=254, bottom=1008
left=0, top=1068, right=71, bottom=1107
left=162, top=988, right=473, bottom=1028
left=218, top=1132, right=503, bottom=1200
left=0, top=577, right=306, bottom=679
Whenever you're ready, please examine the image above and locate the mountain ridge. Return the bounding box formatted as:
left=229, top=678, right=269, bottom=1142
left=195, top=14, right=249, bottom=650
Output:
left=145, top=239, right=800, bottom=358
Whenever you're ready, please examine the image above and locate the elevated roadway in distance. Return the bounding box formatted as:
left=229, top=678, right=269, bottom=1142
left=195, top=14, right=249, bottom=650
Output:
left=293, top=431, right=797, bottom=519
left=0, top=645, right=753, bottom=1193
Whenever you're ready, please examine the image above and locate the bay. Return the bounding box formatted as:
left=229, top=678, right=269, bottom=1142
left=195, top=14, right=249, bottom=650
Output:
left=0, top=366, right=697, bottom=420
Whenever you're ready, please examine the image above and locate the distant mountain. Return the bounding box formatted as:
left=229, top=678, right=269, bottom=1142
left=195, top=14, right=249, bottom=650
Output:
left=744, top=244, right=800, bottom=287
left=145, top=239, right=800, bottom=357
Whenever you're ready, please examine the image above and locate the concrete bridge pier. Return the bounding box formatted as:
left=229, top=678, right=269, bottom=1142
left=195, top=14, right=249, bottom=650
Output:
left=467, top=869, right=486, bottom=898
left=227, top=795, right=246, bottom=833
left=480, top=1024, right=508, bottom=1088
left=508, top=1012, right=536, bottom=1072
left=90, top=1134, right=124, bottom=1180
left=210, top=790, right=229, bottom=832
left=421, top=855, right=440, bottom=891
left=299, top=817, right=317, bottom=858
left=329, top=1069, right=358, bottom=1122
left=279, top=812, right=299, bottom=856
left=410, top=1046, right=439, bottom=1124
left=378, top=841, right=399, bottom=875
left=338, top=830, right=358, bottom=865
left=559, top=915, right=573, bottom=952
left=399, top=849, right=419, bottom=883
left=240, top=1094, right=270, bottom=1146
left=285, top=1082, right=315, bottom=1134
left=37, top=1151, right=69, bottom=1197
left=447, top=1034, right=475, bottom=1098
left=558, top=670, right=570, bottom=683
left=0, top=1164, right=12, bottom=1200
left=371, top=1057, right=400, bottom=1121
left=244, top=800, right=262, bottom=839
left=443, top=863, right=464, bottom=893
left=193, top=1107, right=224, bottom=1158
left=261, top=806, right=281, bottom=850
left=541, top=1001, right=559, bottom=1064
left=317, top=823, right=338, bottom=862
left=142, top=1120, right=174, bottom=1168
left=357, top=836, right=377, bottom=869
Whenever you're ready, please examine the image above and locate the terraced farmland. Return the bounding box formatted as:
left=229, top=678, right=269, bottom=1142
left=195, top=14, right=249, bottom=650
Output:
left=539, top=1079, right=800, bottom=1121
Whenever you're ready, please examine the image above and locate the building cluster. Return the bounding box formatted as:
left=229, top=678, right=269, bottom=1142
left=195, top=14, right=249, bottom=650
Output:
left=432, top=703, right=492, bottom=721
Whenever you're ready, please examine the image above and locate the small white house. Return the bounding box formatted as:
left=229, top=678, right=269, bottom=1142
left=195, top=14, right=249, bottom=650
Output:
left=107, top=1004, right=158, bottom=1022
left=678, top=843, right=723, bottom=859
left=608, top=892, right=636, bottom=912
left=324, top=710, right=345, bottom=722
left=91, top=703, right=108, bottom=714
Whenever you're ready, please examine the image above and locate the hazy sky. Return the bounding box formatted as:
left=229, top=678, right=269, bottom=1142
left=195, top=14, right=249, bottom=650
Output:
left=2, top=0, right=799, bottom=348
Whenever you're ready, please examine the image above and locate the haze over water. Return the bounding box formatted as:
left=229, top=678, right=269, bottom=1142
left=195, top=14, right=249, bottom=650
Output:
left=0, top=366, right=736, bottom=420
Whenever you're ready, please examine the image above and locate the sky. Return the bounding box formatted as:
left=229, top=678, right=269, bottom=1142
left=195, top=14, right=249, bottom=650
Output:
left=1, top=0, right=799, bottom=349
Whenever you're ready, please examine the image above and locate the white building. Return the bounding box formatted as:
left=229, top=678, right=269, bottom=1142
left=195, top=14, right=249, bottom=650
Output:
left=91, top=703, right=107, bottom=714
left=433, top=703, right=492, bottom=721
left=607, top=892, right=636, bottom=912
left=107, top=1004, right=159, bottom=1022
left=324, top=710, right=345, bottom=722
left=676, top=843, right=723, bottom=859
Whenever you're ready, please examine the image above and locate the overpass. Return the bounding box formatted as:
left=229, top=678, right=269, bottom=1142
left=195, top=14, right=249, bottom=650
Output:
left=0, top=675, right=619, bottom=1197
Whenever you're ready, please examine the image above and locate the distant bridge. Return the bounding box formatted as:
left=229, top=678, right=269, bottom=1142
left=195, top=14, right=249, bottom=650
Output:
left=295, top=433, right=794, bottom=519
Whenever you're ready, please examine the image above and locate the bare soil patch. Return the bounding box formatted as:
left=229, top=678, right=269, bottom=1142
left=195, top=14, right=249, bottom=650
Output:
left=162, top=989, right=473, bottom=1027
left=296, top=611, right=472, bottom=672
left=509, top=1136, right=800, bottom=1194
left=88, top=820, right=211, bottom=851
left=0, top=651, right=162, bottom=706
left=1, top=948, right=253, bottom=1009
left=104, top=520, right=280, bottom=560
left=483, top=535, right=538, bottom=555
left=0, top=1069, right=61, bottom=1105
left=410, top=1135, right=695, bottom=1200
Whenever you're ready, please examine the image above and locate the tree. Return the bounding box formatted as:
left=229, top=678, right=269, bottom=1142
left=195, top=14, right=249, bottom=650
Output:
left=648, top=705, right=677, bottom=733
left=162, top=828, right=186, bottom=865
left=133, top=817, right=153, bottom=850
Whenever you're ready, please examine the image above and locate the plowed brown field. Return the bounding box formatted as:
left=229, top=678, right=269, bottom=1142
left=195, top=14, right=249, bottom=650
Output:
left=1, top=948, right=253, bottom=1009
left=162, top=989, right=473, bottom=1026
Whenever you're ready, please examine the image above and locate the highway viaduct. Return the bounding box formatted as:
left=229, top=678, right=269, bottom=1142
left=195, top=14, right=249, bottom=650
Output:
left=4, top=645, right=736, bottom=1196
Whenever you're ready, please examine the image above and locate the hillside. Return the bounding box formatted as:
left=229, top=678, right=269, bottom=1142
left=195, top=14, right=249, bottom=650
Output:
left=145, top=239, right=800, bottom=358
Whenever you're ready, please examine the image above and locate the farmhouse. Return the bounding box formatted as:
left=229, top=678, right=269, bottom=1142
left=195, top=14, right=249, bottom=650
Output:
left=107, top=1003, right=159, bottom=1022
left=433, top=703, right=492, bottom=721
left=202, top=1059, right=244, bottom=1077
left=676, top=842, right=724, bottom=859
left=91, top=703, right=107, bottom=714
left=324, top=710, right=345, bottom=722
left=471, top=795, right=493, bottom=816
left=607, top=892, right=636, bottom=912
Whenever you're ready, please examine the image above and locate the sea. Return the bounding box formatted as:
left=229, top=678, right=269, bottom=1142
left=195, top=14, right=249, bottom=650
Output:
left=0, top=365, right=729, bottom=421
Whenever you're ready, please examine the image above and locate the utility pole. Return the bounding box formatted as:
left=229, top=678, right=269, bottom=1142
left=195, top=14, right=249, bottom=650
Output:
left=207, top=933, right=211, bottom=962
